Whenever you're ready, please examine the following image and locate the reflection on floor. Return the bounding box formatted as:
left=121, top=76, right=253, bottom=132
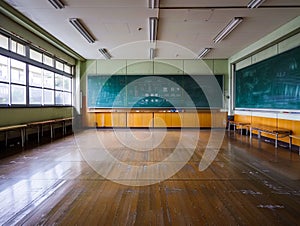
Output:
left=0, top=129, right=299, bottom=225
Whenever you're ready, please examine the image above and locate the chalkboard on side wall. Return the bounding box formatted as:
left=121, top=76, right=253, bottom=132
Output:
left=235, top=46, right=300, bottom=110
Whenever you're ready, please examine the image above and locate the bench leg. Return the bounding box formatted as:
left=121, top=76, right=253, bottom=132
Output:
left=5, top=131, right=8, bottom=147
left=50, top=124, right=53, bottom=139
left=63, top=121, right=65, bottom=136
left=37, top=126, right=40, bottom=143
left=289, top=137, right=292, bottom=150
left=275, top=134, right=278, bottom=148
left=21, top=128, right=25, bottom=148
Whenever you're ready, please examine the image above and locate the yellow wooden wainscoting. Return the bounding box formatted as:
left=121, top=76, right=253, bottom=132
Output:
left=127, top=112, right=153, bottom=127
left=234, top=115, right=251, bottom=124
left=95, top=112, right=127, bottom=127
left=153, top=113, right=167, bottom=127
left=278, top=118, right=300, bottom=146
left=234, top=114, right=300, bottom=146
left=84, top=111, right=227, bottom=129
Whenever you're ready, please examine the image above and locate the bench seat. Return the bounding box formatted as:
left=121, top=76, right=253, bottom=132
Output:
left=249, top=124, right=291, bottom=148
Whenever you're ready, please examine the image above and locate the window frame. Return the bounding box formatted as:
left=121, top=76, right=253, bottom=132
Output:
left=0, top=29, right=73, bottom=108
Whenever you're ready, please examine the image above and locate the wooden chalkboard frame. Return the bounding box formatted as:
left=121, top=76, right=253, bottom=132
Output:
left=87, top=74, right=224, bottom=109
left=234, top=46, right=300, bottom=112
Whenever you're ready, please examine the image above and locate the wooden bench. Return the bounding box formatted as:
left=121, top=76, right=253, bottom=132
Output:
left=289, top=135, right=300, bottom=155
left=249, top=124, right=291, bottom=148
left=0, top=124, right=27, bottom=148
left=27, top=119, right=57, bottom=143
left=228, top=121, right=250, bottom=135
left=26, top=117, right=73, bottom=143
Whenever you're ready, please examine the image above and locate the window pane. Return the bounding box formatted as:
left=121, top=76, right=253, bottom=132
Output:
left=55, top=74, right=63, bottom=90
left=63, top=77, right=71, bottom=91
left=64, top=64, right=71, bottom=73
left=43, top=54, right=53, bottom=66
left=11, top=59, right=26, bottom=84
left=11, top=40, right=25, bottom=56
left=55, top=91, right=64, bottom=105
left=44, top=70, right=54, bottom=89
left=17, top=43, right=25, bottom=55
left=11, top=85, right=26, bottom=104
left=0, top=34, right=8, bottom=49
left=29, top=87, right=42, bottom=104
left=29, top=65, right=43, bottom=86
left=0, top=83, right=9, bottom=104
left=64, top=92, right=72, bottom=105
left=55, top=61, right=63, bottom=71
left=0, top=55, right=9, bottom=82
left=30, top=48, right=42, bottom=62
left=44, top=89, right=54, bottom=105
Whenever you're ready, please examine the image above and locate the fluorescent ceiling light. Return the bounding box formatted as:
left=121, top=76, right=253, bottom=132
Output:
left=247, top=0, right=266, bottom=8
left=48, top=0, right=65, bottom=9
left=150, top=48, right=155, bottom=59
left=99, top=48, right=112, bottom=59
left=149, top=17, right=158, bottom=42
left=69, top=18, right=95, bottom=43
left=197, top=48, right=211, bottom=59
left=213, top=17, right=243, bottom=43
left=148, top=0, right=159, bottom=9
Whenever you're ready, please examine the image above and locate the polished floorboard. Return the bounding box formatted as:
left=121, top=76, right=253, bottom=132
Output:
left=0, top=129, right=299, bottom=225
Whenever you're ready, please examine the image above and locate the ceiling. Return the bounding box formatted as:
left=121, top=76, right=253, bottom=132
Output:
left=3, top=0, right=300, bottom=60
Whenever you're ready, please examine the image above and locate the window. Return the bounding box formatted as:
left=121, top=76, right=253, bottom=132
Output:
left=44, top=89, right=54, bottom=105
left=0, top=29, right=73, bottom=107
left=64, top=76, right=71, bottom=92
left=0, top=83, right=9, bottom=104
left=29, top=65, right=43, bottom=86
left=44, top=70, right=54, bottom=89
left=43, top=54, right=53, bottom=67
left=29, top=87, right=42, bottom=104
left=64, top=92, right=72, bottom=105
left=0, top=34, right=8, bottom=50
left=11, top=40, right=25, bottom=56
left=56, top=61, right=64, bottom=71
left=55, top=74, right=64, bottom=90
left=0, top=55, right=9, bottom=82
left=11, top=59, right=26, bottom=85
left=30, top=48, right=42, bottom=62
left=11, top=84, right=26, bottom=104
left=64, top=64, right=71, bottom=74
left=55, top=91, right=64, bottom=105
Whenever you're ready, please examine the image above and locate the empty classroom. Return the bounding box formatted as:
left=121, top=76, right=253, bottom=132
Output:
left=0, top=0, right=300, bottom=225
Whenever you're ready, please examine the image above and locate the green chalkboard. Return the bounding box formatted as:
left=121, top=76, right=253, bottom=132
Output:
left=235, top=46, right=300, bottom=110
left=87, top=74, right=223, bottom=109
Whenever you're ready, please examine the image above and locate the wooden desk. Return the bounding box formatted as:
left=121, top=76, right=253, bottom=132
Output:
left=228, top=121, right=250, bottom=135
left=0, top=124, right=27, bottom=148
left=289, top=135, right=300, bottom=155
left=249, top=124, right=291, bottom=148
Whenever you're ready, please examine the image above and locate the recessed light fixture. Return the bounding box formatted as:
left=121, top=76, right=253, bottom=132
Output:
left=150, top=48, right=155, bottom=59
left=247, top=0, right=266, bottom=8
left=48, top=0, right=65, bottom=9
left=213, top=17, right=243, bottom=43
left=149, top=17, right=158, bottom=42
left=197, top=48, right=211, bottom=59
left=99, top=48, right=112, bottom=59
left=69, top=18, right=95, bottom=43
left=148, top=0, right=159, bottom=9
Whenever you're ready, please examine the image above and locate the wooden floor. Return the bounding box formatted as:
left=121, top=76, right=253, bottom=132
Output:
left=0, top=129, right=299, bottom=225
